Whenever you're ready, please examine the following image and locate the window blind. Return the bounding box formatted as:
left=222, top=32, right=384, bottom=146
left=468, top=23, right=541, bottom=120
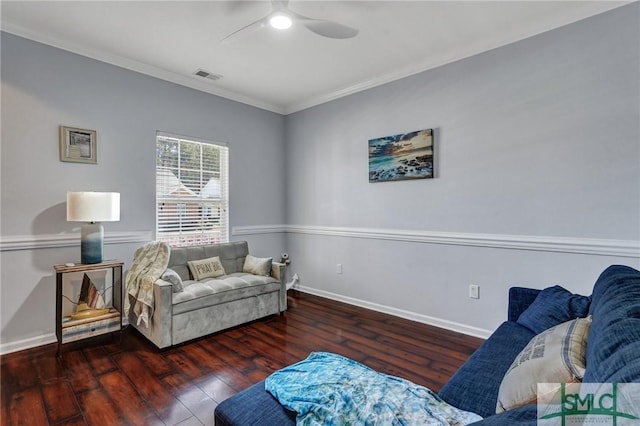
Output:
left=156, top=133, right=229, bottom=246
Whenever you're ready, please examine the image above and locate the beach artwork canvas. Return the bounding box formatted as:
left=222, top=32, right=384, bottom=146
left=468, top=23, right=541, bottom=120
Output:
left=369, top=128, right=434, bottom=182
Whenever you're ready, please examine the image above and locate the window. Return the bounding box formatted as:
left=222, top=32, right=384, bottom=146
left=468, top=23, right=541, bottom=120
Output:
left=156, top=133, right=229, bottom=246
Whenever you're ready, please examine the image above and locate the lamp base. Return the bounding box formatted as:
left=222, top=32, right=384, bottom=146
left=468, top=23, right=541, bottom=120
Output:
left=80, top=222, right=104, bottom=264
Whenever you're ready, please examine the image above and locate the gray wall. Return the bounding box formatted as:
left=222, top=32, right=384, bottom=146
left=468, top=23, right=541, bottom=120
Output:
left=283, top=4, right=640, bottom=336
left=1, top=4, right=639, bottom=353
left=0, top=33, right=286, bottom=352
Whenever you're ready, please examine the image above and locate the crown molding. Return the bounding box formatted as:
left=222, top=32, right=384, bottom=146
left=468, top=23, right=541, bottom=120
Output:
left=2, top=21, right=440, bottom=116
left=2, top=2, right=628, bottom=116
left=281, top=3, right=628, bottom=114
left=0, top=24, right=286, bottom=115
left=283, top=52, right=469, bottom=114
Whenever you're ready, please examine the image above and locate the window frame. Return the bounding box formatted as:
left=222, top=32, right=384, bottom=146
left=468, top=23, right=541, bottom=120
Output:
left=155, top=132, right=229, bottom=247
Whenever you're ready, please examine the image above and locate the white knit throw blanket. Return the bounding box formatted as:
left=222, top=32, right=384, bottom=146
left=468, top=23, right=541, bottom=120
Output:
left=125, top=241, right=170, bottom=328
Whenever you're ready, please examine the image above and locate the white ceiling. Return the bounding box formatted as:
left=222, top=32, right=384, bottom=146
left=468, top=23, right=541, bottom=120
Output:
left=1, top=1, right=628, bottom=114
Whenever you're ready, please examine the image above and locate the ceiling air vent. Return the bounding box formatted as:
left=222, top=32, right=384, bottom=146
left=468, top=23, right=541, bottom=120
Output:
left=193, top=69, right=223, bottom=81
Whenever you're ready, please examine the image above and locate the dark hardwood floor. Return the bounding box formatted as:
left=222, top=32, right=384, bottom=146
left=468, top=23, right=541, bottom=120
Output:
left=1, top=291, right=484, bottom=426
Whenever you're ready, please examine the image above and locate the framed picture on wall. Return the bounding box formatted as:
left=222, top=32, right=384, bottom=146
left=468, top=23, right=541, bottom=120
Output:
left=59, top=125, right=97, bottom=164
left=368, top=128, right=434, bottom=182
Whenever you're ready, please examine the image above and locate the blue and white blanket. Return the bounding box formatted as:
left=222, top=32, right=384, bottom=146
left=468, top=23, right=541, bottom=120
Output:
left=265, top=352, right=482, bottom=426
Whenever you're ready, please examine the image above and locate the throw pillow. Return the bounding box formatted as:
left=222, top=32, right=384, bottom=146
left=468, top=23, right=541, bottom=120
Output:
left=496, top=316, right=592, bottom=413
left=187, top=256, right=226, bottom=280
left=243, top=255, right=272, bottom=277
left=517, top=285, right=590, bottom=334
left=161, top=268, right=184, bottom=292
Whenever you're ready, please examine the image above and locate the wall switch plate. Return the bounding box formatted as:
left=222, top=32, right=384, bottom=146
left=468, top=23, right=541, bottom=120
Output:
left=469, top=284, right=480, bottom=299
left=337, top=263, right=343, bottom=274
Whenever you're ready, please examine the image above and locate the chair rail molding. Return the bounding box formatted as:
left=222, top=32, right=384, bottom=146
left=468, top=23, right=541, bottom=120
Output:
left=231, top=225, right=287, bottom=235
left=232, top=224, right=640, bottom=258
left=0, top=231, right=152, bottom=251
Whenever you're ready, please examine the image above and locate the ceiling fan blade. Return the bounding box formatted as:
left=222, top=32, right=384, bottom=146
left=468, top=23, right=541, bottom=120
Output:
left=301, top=19, right=359, bottom=39
left=290, top=10, right=358, bottom=40
left=286, top=5, right=358, bottom=40
left=221, top=14, right=269, bottom=44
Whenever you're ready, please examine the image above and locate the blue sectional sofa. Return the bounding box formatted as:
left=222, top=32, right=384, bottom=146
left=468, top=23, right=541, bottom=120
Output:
left=214, top=265, right=640, bottom=425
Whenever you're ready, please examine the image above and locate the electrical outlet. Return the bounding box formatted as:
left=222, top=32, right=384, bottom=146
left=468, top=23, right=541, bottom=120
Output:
left=337, top=263, right=343, bottom=274
left=469, top=284, right=480, bottom=299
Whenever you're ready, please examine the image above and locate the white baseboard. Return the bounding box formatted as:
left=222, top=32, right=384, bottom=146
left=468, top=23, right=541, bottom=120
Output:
left=1, top=287, right=487, bottom=355
left=294, top=284, right=493, bottom=339
left=0, top=333, right=57, bottom=355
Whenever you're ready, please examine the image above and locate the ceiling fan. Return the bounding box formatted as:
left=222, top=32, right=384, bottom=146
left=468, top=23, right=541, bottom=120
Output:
left=221, top=0, right=359, bottom=43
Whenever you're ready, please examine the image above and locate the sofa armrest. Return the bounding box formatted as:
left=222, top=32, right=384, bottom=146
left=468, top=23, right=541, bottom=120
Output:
left=438, top=321, right=535, bottom=417
left=507, top=287, right=540, bottom=322
left=155, top=277, right=173, bottom=287
left=128, top=277, right=173, bottom=349
left=272, top=262, right=287, bottom=312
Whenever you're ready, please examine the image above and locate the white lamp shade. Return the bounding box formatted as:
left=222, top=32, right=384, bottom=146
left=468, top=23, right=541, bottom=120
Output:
left=67, top=192, right=120, bottom=222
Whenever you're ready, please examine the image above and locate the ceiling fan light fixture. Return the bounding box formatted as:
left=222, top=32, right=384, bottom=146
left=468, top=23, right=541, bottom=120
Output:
left=269, top=14, right=292, bottom=30
left=220, top=0, right=358, bottom=43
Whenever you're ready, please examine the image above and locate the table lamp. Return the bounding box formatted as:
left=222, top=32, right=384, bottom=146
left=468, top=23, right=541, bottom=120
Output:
left=67, top=192, right=120, bottom=264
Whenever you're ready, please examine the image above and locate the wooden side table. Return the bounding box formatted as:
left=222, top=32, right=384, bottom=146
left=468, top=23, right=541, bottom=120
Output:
left=54, top=260, right=123, bottom=355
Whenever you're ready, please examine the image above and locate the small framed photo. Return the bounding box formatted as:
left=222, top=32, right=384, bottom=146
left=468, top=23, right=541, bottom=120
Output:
left=59, top=126, right=97, bottom=164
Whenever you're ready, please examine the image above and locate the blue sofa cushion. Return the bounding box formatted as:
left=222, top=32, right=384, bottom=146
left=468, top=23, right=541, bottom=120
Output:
left=516, top=285, right=590, bottom=334
left=469, top=405, right=538, bottom=425
left=584, top=265, right=640, bottom=383
left=215, top=381, right=296, bottom=426
left=438, top=321, right=536, bottom=419
left=507, top=287, right=541, bottom=322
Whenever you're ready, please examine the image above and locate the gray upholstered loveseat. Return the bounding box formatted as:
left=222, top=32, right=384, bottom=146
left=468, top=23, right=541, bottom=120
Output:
left=129, top=241, right=286, bottom=349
